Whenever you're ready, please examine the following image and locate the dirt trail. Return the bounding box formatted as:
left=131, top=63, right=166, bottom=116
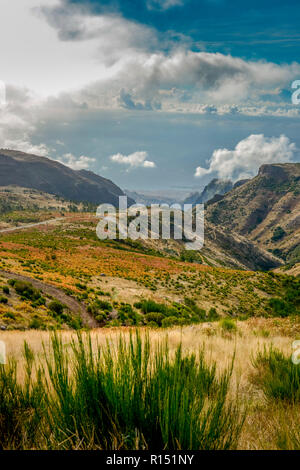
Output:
left=0, top=270, right=98, bottom=328
left=0, top=217, right=65, bottom=234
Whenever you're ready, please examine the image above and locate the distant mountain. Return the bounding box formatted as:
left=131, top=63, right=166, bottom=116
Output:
left=0, top=149, right=133, bottom=206
left=183, top=191, right=201, bottom=205
left=184, top=178, right=235, bottom=205
left=206, top=163, right=300, bottom=266
left=124, top=189, right=177, bottom=206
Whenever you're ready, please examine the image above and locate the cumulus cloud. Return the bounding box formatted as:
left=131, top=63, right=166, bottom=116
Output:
left=118, top=89, right=161, bottom=110
left=55, top=153, right=96, bottom=170
left=33, top=1, right=300, bottom=111
left=0, top=84, right=55, bottom=157
left=0, top=140, right=50, bottom=156
left=38, top=0, right=157, bottom=65
left=195, top=134, right=297, bottom=181
left=125, top=51, right=299, bottom=103
left=110, top=151, right=156, bottom=169
left=1, top=0, right=300, bottom=162
left=71, top=50, right=300, bottom=115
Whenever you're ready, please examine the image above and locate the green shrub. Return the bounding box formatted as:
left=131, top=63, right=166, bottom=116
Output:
left=95, top=300, right=112, bottom=312
left=2, top=286, right=9, bottom=295
left=117, top=304, right=141, bottom=325
left=68, top=317, right=83, bottom=330
left=0, top=343, right=44, bottom=448
left=208, top=308, right=220, bottom=321
left=75, top=283, right=87, bottom=290
left=219, top=318, right=237, bottom=332
left=95, top=313, right=107, bottom=323
left=162, top=316, right=179, bottom=328
left=14, top=281, right=41, bottom=302
left=31, top=296, right=46, bottom=308
left=145, top=312, right=165, bottom=326
left=271, top=226, right=286, bottom=242
left=269, top=298, right=292, bottom=317
left=0, top=296, right=8, bottom=304
left=147, top=321, right=159, bottom=328
left=135, top=299, right=167, bottom=314
left=87, top=303, right=99, bottom=317
left=29, top=318, right=43, bottom=330
left=0, top=332, right=245, bottom=449
left=4, top=311, right=15, bottom=320
left=48, top=300, right=64, bottom=316
left=252, top=347, right=300, bottom=403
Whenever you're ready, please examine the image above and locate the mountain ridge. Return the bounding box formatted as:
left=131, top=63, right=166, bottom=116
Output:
left=206, top=163, right=300, bottom=267
left=0, top=149, right=133, bottom=206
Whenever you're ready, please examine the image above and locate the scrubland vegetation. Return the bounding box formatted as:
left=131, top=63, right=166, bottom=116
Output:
left=0, top=324, right=300, bottom=450
left=0, top=213, right=299, bottom=450
left=0, top=215, right=298, bottom=331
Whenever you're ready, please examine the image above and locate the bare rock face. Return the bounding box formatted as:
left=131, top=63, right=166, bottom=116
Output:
left=0, top=149, right=133, bottom=206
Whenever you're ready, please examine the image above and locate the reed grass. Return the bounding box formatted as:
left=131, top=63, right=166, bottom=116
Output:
left=252, top=346, right=300, bottom=404
left=0, top=331, right=245, bottom=450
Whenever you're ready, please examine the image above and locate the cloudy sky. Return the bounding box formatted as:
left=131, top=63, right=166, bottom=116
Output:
left=0, top=0, right=300, bottom=191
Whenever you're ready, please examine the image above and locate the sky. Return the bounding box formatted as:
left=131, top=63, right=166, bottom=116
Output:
left=0, top=0, right=300, bottom=191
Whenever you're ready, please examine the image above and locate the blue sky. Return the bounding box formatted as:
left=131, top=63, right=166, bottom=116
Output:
left=0, top=0, right=300, bottom=192
left=69, top=0, right=300, bottom=62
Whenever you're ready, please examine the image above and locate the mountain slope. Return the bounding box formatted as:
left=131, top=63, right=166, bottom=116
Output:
left=142, top=220, right=282, bottom=271
left=0, top=149, right=131, bottom=206
left=206, top=163, right=300, bottom=266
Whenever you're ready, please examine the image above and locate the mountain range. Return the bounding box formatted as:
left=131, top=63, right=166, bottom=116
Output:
left=0, top=149, right=298, bottom=273
left=0, top=149, right=133, bottom=206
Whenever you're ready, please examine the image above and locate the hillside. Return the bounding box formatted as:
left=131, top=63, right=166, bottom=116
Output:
left=0, top=213, right=297, bottom=332
left=206, top=163, right=300, bottom=267
left=0, top=184, right=281, bottom=272
left=0, top=149, right=132, bottom=206
left=139, top=220, right=281, bottom=271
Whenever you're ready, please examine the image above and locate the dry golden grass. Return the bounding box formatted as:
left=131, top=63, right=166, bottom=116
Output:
left=0, top=318, right=297, bottom=449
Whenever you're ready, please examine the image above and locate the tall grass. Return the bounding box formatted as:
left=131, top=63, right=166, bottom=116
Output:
left=252, top=347, right=300, bottom=450
left=0, top=332, right=244, bottom=450
left=252, top=346, right=300, bottom=403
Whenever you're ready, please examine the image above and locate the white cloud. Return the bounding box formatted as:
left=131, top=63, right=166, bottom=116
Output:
left=1, top=0, right=299, bottom=116
left=39, top=1, right=157, bottom=66
left=110, top=151, right=156, bottom=169
left=72, top=50, right=300, bottom=114
left=1, top=0, right=300, bottom=162
left=147, top=0, right=184, bottom=10
left=0, top=0, right=117, bottom=96
left=195, top=134, right=297, bottom=181
left=56, top=153, right=96, bottom=170
left=0, top=139, right=50, bottom=157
